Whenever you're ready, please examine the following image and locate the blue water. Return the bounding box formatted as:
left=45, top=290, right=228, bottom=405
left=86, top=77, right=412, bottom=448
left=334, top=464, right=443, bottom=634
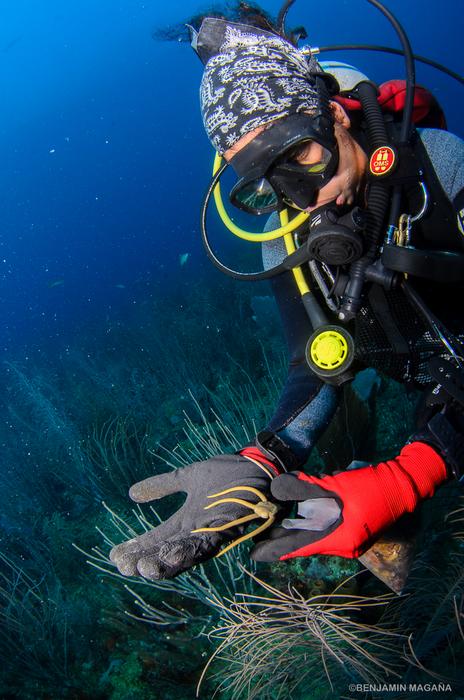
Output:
left=0, top=0, right=462, bottom=358
left=1, top=3, right=463, bottom=697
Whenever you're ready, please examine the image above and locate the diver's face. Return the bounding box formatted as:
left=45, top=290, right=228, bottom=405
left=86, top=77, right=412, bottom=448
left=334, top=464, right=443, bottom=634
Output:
left=224, top=102, right=368, bottom=212
left=303, top=120, right=367, bottom=210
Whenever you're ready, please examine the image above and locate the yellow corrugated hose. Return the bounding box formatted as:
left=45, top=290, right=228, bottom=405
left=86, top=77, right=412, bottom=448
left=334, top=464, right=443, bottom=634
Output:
left=212, top=152, right=310, bottom=242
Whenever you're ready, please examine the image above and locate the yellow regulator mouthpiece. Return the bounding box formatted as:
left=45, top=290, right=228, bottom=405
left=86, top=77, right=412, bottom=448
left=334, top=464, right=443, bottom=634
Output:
left=212, top=153, right=309, bottom=242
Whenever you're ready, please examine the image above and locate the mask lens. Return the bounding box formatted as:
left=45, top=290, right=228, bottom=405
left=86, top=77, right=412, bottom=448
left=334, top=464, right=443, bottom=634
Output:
left=229, top=137, right=337, bottom=214
left=305, top=160, right=329, bottom=174
left=231, top=177, right=278, bottom=214
left=270, top=142, right=337, bottom=210
left=284, top=141, right=333, bottom=174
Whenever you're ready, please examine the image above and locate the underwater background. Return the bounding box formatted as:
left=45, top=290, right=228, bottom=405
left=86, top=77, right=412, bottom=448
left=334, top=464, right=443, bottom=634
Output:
left=1, top=1, right=463, bottom=698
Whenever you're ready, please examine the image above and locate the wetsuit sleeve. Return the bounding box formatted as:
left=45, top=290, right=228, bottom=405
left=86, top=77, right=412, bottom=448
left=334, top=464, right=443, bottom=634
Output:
left=419, top=128, right=464, bottom=237
left=260, top=214, right=340, bottom=465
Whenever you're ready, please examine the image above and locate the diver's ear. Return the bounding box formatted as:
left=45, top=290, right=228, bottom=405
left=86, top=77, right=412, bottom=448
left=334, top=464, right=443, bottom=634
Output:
left=330, top=100, right=351, bottom=128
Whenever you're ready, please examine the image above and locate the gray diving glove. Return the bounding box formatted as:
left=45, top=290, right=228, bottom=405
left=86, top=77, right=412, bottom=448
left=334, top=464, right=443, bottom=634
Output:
left=110, top=451, right=281, bottom=580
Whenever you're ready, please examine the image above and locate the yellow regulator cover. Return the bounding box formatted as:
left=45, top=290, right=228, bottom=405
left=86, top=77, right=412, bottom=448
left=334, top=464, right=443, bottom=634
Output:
left=310, top=329, right=349, bottom=370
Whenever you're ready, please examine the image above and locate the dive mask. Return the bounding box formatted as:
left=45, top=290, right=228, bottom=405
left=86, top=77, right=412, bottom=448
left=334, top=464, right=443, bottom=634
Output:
left=229, top=112, right=339, bottom=214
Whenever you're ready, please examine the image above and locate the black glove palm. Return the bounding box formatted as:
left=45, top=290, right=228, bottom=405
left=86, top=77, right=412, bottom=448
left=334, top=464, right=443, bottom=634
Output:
left=110, top=454, right=275, bottom=580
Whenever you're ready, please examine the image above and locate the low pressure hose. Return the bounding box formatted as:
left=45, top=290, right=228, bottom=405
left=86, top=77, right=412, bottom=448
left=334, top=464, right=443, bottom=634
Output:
left=368, top=0, right=415, bottom=145
left=312, top=45, right=464, bottom=87
left=200, top=156, right=310, bottom=281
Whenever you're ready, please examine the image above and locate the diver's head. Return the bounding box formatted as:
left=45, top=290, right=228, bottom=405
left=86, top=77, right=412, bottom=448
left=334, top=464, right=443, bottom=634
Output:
left=225, top=110, right=340, bottom=213
left=192, top=17, right=346, bottom=213
left=193, top=17, right=344, bottom=214
left=225, top=101, right=368, bottom=213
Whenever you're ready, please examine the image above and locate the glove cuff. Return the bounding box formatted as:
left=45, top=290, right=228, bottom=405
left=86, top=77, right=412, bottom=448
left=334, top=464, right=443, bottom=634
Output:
left=255, top=430, right=303, bottom=472
left=239, top=431, right=301, bottom=475
left=239, top=447, right=282, bottom=477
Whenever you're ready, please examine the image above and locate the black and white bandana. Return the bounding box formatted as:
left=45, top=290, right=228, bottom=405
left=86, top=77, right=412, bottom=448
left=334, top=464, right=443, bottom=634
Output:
left=194, top=19, right=325, bottom=154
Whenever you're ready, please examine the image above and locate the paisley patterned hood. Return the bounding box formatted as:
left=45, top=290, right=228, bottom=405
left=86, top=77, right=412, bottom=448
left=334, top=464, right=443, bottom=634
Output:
left=191, top=18, right=325, bottom=154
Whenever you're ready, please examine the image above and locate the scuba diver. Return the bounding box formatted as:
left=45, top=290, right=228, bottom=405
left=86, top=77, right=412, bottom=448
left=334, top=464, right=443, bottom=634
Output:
left=110, top=0, right=464, bottom=590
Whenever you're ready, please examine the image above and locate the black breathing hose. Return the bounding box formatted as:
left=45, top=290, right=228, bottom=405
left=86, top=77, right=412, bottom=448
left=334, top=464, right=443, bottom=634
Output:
left=341, top=82, right=391, bottom=318
left=367, top=0, right=416, bottom=243
left=340, top=0, right=417, bottom=319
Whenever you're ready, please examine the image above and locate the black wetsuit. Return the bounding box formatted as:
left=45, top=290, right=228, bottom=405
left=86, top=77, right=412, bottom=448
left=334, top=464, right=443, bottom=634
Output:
left=261, top=128, right=464, bottom=464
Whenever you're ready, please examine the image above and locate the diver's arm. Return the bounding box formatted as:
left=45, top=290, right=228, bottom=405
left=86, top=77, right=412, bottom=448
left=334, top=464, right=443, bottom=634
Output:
left=250, top=394, right=464, bottom=563
left=256, top=218, right=340, bottom=467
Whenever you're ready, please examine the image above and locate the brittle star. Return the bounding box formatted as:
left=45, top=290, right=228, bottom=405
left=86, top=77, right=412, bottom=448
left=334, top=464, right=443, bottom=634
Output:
left=192, top=485, right=279, bottom=557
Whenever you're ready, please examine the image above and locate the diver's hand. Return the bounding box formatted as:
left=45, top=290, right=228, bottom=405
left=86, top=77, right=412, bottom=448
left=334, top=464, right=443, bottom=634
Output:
left=251, top=442, right=447, bottom=562
left=110, top=450, right=279, bottom=580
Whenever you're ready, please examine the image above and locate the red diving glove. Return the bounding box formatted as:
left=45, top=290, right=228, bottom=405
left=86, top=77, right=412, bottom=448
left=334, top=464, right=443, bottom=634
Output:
left=251, top=442, right=448, bottom=562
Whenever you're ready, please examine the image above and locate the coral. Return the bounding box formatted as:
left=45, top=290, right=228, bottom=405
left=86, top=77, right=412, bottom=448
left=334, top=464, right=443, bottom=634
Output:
left=80, top=500, right=257, bottom=628
left=0, top=550, right=72, bottom=695
left=2, top=278, right=463, bottom=699
left=383, top=491, right=464, bottom=692
left=84, top=416, right=157, bottom=502
left=201, top=566, right=404, bottom=699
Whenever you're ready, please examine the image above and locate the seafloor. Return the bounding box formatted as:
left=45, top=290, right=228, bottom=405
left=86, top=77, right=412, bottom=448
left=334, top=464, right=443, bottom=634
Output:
left=1, top=280, right=463, bottom=700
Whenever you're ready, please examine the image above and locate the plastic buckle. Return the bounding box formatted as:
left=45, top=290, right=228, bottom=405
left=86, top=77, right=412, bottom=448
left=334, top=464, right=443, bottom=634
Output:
left=427, top=357, right=464, bottom=408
